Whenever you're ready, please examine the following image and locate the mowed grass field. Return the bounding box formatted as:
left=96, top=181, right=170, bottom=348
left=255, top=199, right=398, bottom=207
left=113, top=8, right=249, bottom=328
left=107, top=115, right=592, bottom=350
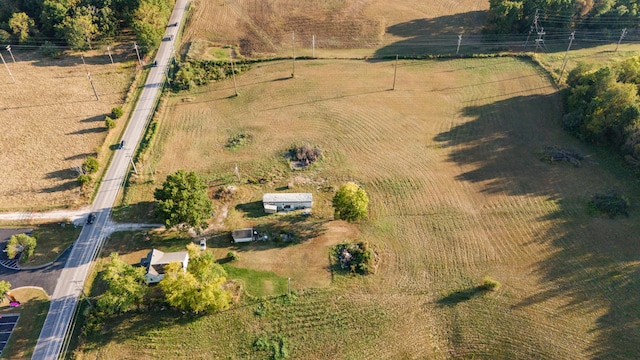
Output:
left=80, top=56, right=640, bottom=359
left=0, top=48, right=136, bottom=211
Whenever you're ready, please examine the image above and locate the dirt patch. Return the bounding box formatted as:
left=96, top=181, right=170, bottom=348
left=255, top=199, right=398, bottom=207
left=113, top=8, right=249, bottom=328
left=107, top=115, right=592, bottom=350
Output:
left=230, top=220, right=358, bottom=288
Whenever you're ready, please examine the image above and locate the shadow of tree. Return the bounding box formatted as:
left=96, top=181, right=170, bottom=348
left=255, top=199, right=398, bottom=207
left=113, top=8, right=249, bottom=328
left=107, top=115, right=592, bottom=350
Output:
left=437, top=286, right=486, bottom=306
left=235, top=201, right=267, bottom=218
left=45, top=168, right=77, bottom=180
left=435, top=91, right=640, bottom=358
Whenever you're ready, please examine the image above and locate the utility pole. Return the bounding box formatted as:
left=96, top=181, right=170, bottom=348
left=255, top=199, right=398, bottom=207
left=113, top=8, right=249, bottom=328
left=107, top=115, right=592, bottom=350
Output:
left=287, top=277, right=291, bottom=295
left=615, top=28, right=627, bottom=52
left=312, top=35, right=315, bottom=58
left=0, top=52, right=15, bottom=83
left=234, top=164, right=240, bottom=181
left=133, top=42, right=142, bottom=67
left=291, top=31, right=295, bottom=78
left=107, top=46, right=114, bottom=65
left=392, top=54, right=398, bottom=90
left=524, top=9, right=539, bottom=48
left=87, top=72, right=100, bottom=101
left=5, top=45, right=15, bottom=63
left=230, top=55, right=238, bottom=96
left=73, top=281, right=93, bottom=310
left=456, top=34, right=462, bottom=55
left=534, top=27, right=545, bottom=54
left=129, top=156, right=138, bottom=174
left=559, top=31, right=576, bottom=83
left=80, top=53, right=88, bottom=73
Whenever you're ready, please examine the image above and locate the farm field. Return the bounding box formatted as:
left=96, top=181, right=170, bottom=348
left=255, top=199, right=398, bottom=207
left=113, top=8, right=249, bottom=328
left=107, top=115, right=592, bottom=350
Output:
left=181, top=0, right=488, bottom=59
left=79, top=55, right=640, bottom=359
left=0, top=48, right=137, bottom=211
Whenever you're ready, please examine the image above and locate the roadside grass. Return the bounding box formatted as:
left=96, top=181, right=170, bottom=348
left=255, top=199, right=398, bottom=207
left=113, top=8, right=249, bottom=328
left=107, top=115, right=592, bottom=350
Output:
left=0, top=288, right=49, bottom=360
left=20, top=222, right=82, bottom=267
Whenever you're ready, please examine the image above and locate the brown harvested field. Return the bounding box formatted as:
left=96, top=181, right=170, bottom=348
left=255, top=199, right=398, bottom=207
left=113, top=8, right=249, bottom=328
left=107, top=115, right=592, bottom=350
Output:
left=107, top=56, right=640, bottom=359
left=181, top=0, right=488, bottom=58
left=0, top=48, right=137, bottom=211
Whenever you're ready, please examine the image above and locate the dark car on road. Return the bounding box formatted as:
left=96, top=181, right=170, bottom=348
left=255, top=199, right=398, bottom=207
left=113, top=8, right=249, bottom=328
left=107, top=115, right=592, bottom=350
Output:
left=87, top=213, right=96, bottom=224
left=118, top=140, right=124, bottom=149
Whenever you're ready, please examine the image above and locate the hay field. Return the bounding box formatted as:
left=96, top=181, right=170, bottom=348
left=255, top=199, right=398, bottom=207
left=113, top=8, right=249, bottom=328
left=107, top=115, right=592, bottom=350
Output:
left=95, top=56, right=640, bottom=359
left=182, top=0, right=488, bottom=58
left=0, top=49, right=137, bottom=211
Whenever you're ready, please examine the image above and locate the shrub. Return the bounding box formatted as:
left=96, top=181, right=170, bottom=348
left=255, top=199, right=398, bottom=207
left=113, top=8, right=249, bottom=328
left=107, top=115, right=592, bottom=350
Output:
left=40, top=41, right=62, bottom=57
left=589, top=189, right=630, bottom=218
left=334, top=242, right=375, bottom=275
left=289, top=143, right=322, bottom=166
left=227, top=251, right=238, bottom=261
left=111, top=106, right=124, bottom=119
left=480, top=276, right=501, bottom=291
left=225, top=132, right=251, bottom=150
left=82, top=157, right=99, bottom=174
left=77, top=174, right=92, bottom=186
left=105, top=117, right=116, bottom=129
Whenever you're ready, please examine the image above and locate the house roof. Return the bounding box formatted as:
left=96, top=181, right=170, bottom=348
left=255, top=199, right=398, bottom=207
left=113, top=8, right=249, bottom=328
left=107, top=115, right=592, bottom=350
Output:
left=263, top=193, right=312, bottom=203
left=144, top=249, right=189, bottom=276
left=232, top=228, right=253, bottom=239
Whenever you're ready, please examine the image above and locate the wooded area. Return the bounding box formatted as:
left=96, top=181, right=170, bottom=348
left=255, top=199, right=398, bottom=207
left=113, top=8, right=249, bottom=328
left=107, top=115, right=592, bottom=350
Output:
left=485, top=0, right=640, bottom=33
left=0, top=0, right=174, bottom=53
left=563, top=58, right=640, bottom=168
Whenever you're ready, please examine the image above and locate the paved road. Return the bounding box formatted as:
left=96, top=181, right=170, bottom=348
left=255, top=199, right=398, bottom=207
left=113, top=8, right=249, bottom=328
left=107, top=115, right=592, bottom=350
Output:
left=31, top=2, right=188, bottom=358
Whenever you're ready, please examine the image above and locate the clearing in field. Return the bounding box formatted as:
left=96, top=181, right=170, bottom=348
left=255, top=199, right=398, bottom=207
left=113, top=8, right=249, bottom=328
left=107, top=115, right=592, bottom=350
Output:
left=89, top=55, right=640, bottom=359
left=0, top=47, right=137, bottom=211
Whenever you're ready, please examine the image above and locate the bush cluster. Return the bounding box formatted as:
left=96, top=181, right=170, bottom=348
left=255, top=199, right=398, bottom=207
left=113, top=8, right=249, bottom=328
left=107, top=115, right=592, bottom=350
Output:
left=335, top=242, right=375, bottom=275
left=226, top=133, right=251, bottom=150
left=589, top=189, right=630, bottom=218
left=172, top=60, right=250, bottom=91
left=563, top=59, right=640, bottom=170
left=289, top=143, right=322, bottom=166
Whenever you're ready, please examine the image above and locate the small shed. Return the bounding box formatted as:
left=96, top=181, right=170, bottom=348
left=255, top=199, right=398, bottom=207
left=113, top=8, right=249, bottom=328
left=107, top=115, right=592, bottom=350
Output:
left=262, top=193, right=313, bottom=213
left=232, top=228, right=254, bottom=243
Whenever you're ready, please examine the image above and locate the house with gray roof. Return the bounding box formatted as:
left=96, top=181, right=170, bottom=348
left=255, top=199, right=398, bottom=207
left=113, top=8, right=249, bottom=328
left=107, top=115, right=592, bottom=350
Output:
left=140, top=248, right=189, bottom=284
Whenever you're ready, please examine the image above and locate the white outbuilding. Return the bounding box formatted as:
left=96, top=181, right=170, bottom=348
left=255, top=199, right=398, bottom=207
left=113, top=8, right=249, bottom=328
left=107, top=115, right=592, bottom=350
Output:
left=262, top=193, right=313, bottom=213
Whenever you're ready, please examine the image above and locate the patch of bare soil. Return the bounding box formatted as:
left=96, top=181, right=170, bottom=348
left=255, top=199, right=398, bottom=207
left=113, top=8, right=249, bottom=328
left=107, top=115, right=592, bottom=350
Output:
left=232, top=220, right=359, bottom=288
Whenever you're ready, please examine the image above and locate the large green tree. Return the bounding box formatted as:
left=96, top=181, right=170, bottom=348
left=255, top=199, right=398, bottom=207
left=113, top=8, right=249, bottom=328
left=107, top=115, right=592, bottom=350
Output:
left=154, top=170, right=213, bottom=232
left=55, top=6, right=98, bottom=50
left=97, top=253, right=147, bottom=315
left=131, top=0, right=171, bottom=53
left=333, top=182, right=369, bottom=222
left=159, top=252, right=231, bottom=314
left=6, top=234, right=37, bottom=262
left=8, top=12, right=36, bottom=43
left=0, top=281, right=11, bottom=297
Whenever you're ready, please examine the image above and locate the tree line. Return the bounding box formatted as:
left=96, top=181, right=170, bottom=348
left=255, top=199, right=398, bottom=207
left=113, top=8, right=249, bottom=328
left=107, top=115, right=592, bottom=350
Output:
left=485, top=0, right=640, bottom=34
left=0, top=0, right=174, bottom=53
left=563, top=57, right=640, bottom=167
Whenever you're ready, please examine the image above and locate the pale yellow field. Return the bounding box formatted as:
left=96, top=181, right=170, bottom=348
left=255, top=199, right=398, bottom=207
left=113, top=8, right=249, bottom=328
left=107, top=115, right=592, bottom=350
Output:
left=182, top=0, right=489, bottom=58
left=0, top=48, right=136, bottom=211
